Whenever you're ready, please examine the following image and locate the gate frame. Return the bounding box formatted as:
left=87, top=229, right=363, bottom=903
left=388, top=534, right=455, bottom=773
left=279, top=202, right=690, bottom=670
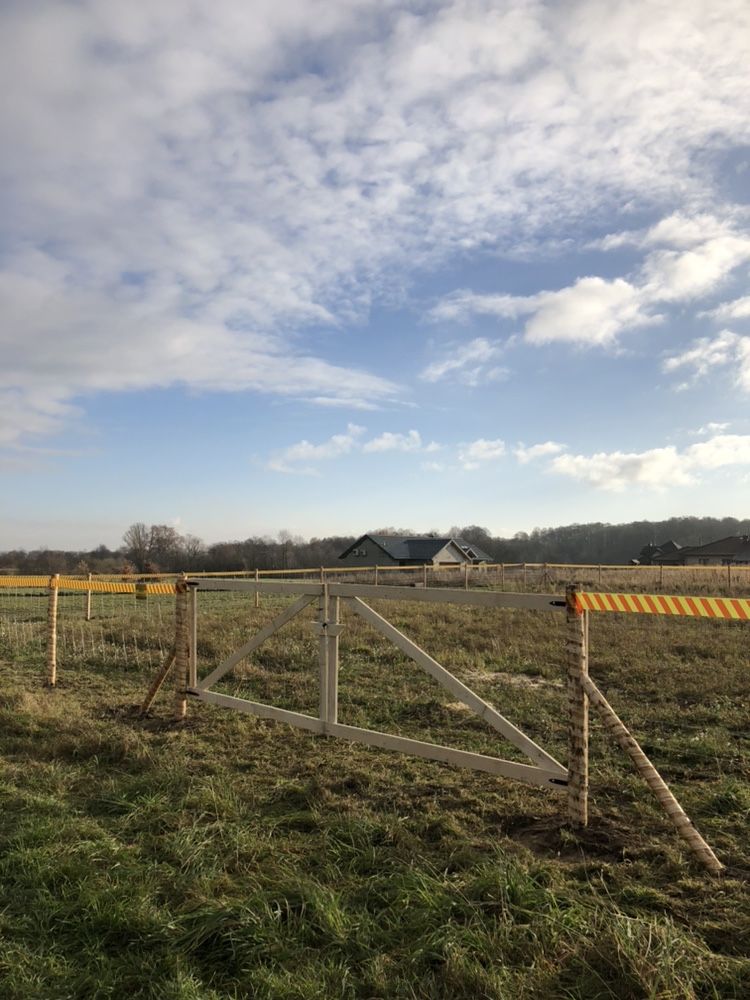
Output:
left=184, top=578, right=570, bottom=791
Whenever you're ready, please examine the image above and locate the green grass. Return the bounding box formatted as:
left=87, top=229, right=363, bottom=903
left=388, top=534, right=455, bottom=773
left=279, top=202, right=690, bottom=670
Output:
left=0, top=592, right=748, bottom=998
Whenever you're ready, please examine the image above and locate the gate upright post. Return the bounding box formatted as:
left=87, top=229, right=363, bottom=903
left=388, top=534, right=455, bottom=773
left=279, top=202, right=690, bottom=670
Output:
left=188, top=581, right=198, bottom=688
left=326, top=595, right=340, bottom=724
left=47, top=574, right=59, bottom=687
left=174, top=576, right=189, bottom=722
left=566, top=583, right=589, bottom=827
left=318, top=584, right=329, bottom=723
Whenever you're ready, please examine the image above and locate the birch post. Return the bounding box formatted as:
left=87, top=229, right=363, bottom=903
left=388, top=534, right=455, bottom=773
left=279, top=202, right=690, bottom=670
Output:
left=140, top=649, right=176, bottom=715
left=581, top=673, right=723, bottom=874
left=173, top=576, right=189, bottom=722
left=47, top=573, right=59, bottom=687
left=566, top=583, right=589, bottom=827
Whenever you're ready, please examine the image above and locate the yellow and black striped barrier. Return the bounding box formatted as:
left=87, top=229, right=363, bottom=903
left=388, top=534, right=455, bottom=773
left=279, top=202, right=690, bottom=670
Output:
left=577, top=592, right=750, bottom=620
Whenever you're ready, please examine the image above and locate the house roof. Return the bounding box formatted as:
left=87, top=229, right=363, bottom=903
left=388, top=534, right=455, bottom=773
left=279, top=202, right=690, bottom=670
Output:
left=681, top=535, right=750, bottom=557
left=456, top=540, right=494, bottom=562
left=339, top=534, right=486, bottom=561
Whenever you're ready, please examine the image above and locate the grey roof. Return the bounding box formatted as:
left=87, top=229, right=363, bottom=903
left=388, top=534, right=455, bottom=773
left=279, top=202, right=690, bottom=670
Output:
left=681, top=535, right=750, bottom=558
left=339, top=534, right=481, bottom=561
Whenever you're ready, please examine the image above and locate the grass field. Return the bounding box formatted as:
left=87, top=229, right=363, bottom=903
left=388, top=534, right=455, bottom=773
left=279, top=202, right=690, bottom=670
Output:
left=0, top=587, right=749, bottom=998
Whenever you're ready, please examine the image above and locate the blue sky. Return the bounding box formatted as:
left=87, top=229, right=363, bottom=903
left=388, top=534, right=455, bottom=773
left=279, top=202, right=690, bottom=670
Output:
left=2, top=0, right=750, bottom=550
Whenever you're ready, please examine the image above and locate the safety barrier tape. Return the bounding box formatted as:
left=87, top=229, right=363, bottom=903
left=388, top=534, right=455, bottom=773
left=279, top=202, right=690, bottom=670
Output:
left=577, top=591, right=750, bottom=620
left=0, top=576, right=177, bottom=595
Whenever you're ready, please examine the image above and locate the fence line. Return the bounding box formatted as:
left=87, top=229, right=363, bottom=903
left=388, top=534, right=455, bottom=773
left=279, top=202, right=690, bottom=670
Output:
left=2, top=560, right=750, bottom=589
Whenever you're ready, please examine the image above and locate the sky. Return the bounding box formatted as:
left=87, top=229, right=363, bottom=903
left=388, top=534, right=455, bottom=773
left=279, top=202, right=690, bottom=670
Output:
left=2, top=0, right=750, bottom=550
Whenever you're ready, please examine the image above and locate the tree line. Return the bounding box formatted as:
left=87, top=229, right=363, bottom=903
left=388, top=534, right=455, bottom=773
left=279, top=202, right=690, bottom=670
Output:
left=1, top=516, right=748, bottom=576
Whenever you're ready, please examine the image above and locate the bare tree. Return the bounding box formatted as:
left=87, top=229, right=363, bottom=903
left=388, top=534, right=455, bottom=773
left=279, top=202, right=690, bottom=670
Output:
left=123, top=523, right=151, bottom=571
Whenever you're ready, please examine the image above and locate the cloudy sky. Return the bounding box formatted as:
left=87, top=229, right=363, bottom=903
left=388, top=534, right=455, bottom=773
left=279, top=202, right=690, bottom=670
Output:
left=2, top=0, right=750, bottom=549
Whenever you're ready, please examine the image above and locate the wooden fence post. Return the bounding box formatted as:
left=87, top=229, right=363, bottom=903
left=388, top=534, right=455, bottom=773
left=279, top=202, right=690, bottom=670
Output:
left=522, top=563, right=527, bottom=589
left=423, top=563, right=428, bottom=587
left=174, top=576, right=189, bottom=722
left=464, top=562, right=469, bottom=590
left=659, top=563, right=664, bottom=589
left=47, top=574, right=59, bottom=687
left=727, top=563, right=731, bottom=594
left=255, top=567, right=260, bottom=609
left=566, top=584, right=589, bottom=827
left=85, top=572, right=92, bottom=622
left=374, top=565, right=379, bottom=586
left=500, top=563, right=505, bottom=589
left=597, top=564, right=602, bottom=586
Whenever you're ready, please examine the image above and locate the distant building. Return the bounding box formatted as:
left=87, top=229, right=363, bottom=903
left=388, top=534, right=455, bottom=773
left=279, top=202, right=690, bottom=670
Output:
left=338, top=534, right=493, bottom=567
left=635, top=535, right=750, bottom=566
left=633, top=540, right=682, bottom=565
left=676, top=535, right=750, bottom=566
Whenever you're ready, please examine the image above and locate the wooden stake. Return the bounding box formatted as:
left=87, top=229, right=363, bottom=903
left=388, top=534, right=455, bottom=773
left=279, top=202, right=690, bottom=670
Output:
left=374, top=565, right=379, bottom=586
left=660, top=563, right=664, bottom=589
left=464, top=562, right=469, bottom=590
left=522, top=563, right=527, bottom=589
left=85, top=572, right=92, bottom=622
left=47, top=574, right=59, bottom=687
left=581, top=673, right=723, bottom=875
left=140, top=648, right=176, bottom=715
left=173, top=577, right=189, bottom=721
left=423, top=563, right=428, bottom=587
left=500, top=563, right=505, bottom=589
left=566, top=584, right=589, bottom=827
left=255, top=567, right=260, bottom=609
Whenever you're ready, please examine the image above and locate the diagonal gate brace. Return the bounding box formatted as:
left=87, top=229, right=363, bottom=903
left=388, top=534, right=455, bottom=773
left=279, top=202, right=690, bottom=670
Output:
left=198, top=594, right=317, bottom=691
left=348, top=597, right=566, bottom=777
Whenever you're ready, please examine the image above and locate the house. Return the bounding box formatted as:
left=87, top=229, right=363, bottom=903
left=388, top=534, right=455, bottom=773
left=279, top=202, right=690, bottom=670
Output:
left=676, top=535, right=750, bottom=566
left=633, top=540, right=682, bottom=565
left=338, top=534, right=493, bottom=567
left=637, top=535, right=750, bottom=566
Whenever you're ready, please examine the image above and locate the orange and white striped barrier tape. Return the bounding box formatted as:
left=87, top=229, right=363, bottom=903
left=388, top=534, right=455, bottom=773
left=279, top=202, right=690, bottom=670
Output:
left=577, top=592, right=750, bottom=620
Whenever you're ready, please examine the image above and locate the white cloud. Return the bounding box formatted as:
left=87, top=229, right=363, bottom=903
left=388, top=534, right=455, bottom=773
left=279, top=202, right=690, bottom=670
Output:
left=268, top=423, right=365, bottom=472
left=431, top=278, right=657, bottom=346
left=420, top=337, right=507, bottom=385
left=3, top=1, right=750, bottom=443
left=704, top=296, right=750, bottom=322
left=363, top=429, right=422, bottom=452
left=663, top=330, right=750, bottom=391
left=549, top=433, right=750, bottom=491
left=640, top=235, right=750, bottom=303
left=515, top=441, right=567, bottom=463
left=432, top=210, right=750, bottom=349
left=269, top=424, right=434, bottom=470
left=458, top=438, right=506, bottom=470
left=551, top=447, right=694, bottom=491
left=690, top=422, right=730, bottom=436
